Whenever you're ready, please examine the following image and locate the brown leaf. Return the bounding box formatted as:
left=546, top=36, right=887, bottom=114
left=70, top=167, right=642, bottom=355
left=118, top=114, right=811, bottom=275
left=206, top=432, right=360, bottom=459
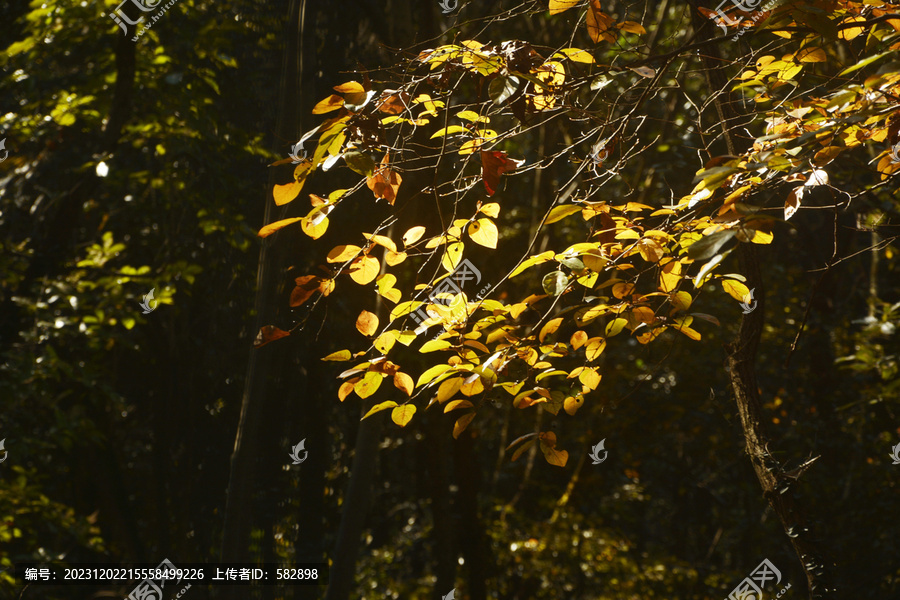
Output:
left=481, top=150, right=522, bottom=196
left=253, top=325, right=290, bottom=348
left=586, top=1, right=617, bottom=44
left=290, top=275, right=323, bottom=307
left=366, top=153, right=402, bottom=204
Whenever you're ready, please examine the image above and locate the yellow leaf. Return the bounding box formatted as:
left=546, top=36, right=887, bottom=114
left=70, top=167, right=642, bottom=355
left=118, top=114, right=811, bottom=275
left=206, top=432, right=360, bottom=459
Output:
left=417, top=364, right=453, bottom=387
left=391, top=404, right=417, bottom=427
left=301, top=216, right=329, bottom=239
left=437, top=377, right=463, bottom=403
left=385, top=250, right=407, bottom=266
left=312, top=94, right=345, bottom=114
left=605, top=318, right=627, bottom=337
left=612, top=282, right=634, bottom=299
left=570, top=330, right=588, bottom=350
left=479, top=202, right=501, bottom=217
left=722, top=279, right=750, bottom=302
left=363, top=232, right=398, bottom=252
left=564, top=395, right=583, bottom=415
left=327, top=244, right=361, bottom=263
left=468, top=218, right=498, bottom=249
left=555, top=48, right=595, bottom=64
left=539, top=317, right=564, bottom=343
left=578, top=367, right=601, bottom=390
left=445, top=399, right=474, bottom=413
left=548, top=0, right=579, bottom=15
left=258, top=217, right=303, bottom=238
left=402, top=226, right=426, bottom=246
left=460, top=376, right=484, bottom=396
left=453, top=413, right=476, bottom=439
left=617, top=21, right=646, bottom=34
left=431, top=125, right=468, bottom=138
left=546, top=204, right=582, bottom=224
left=355, top=372, right=384, bottom=399
left=273, top=181, right=304, bottom=206
left=442, top=242, right=464, bottom=272
left=421, top=339, right=452, bottom=353
left=374, top=332, right=396, bottom=354
left=838, top=16, right=866, bottom=40
left=356, top=310, right=379, bottom=336
left=361, top=399, right=398, bottom=419
left=394, top=372, right=414, bottom=396
left=659, top=260, right=682, bottom=293
left=348, top=256, right=380, bottom=285
left=333, top=81, right=365, bottom=94
left=796, top=46, right=826, bottom=62
left=322, top=350, right=352, bottom=361
left=670, top=290, right=692, bottom=312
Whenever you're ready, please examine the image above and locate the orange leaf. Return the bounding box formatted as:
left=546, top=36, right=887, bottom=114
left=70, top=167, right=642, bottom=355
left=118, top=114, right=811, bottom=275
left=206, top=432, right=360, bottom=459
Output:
left=333, top=81, right=365, bottom=94
left=253, top=325, right=290, bottom=348
left=481, top=150, right=522, bottom=196
left=394, top=372, right=414, bottom=396
left=548, top=0, right=579, bottom=15
left=312, top=94, right=345, bottom=114
left=356, top=310, right=379, bottom=336
left=258, top=217, right=303, bottom=238
left=586, top=1, right=617, bottom=44
left=366, top=153, right=402, bottom=204
left=273, top=181, right=303, bottom=206
left=290, top=275, right=323, bottom=307
left=338, top=380, right=357, bottom=402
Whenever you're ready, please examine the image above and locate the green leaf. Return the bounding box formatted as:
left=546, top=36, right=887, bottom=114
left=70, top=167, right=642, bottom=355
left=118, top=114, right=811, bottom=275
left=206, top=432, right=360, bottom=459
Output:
left=343, top=151, right=376, bottom=176
left=542, top=271, right=569, bottom=296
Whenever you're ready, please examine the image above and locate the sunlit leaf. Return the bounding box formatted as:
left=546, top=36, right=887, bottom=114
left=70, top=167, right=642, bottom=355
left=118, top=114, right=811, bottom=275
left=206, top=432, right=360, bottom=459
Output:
left=403, top=226, right=427, bottom=246
left=322, top=349, right=353, bottom=361
left=366, top=153, right=402, bottom=204
left=481, top=150, right=523, bottom=196
left=546, top=204, right=582, bottom=224
left=391, top=404, right=417, bottom=427
left=258, top=217, right=303, bottom=238
left=468, top=218, right=499, bottom=248
left=355, top=372, right=384, bottom=399
left=312, top=94, right=344, bottom=114
left=327, top=244, right=361, bottom=263
left=356, top=310, right=379, bottom=336
left=349, top=255, right=380, bottom=285
left=722, top=279, right=751, bottom=302
left=542, top=271, right=569, bottom=296
left=442, top=242, right=464, bottom=272
left=585, top=337, right=606, bottom=361
left=361, top=399, right=398, bottom=419
left=548, top=0, right=579, bottom=15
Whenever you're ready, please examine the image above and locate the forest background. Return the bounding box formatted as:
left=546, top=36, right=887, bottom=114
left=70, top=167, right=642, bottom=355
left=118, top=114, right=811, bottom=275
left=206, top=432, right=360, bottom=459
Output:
left=1, top=0, right=899, bottom=599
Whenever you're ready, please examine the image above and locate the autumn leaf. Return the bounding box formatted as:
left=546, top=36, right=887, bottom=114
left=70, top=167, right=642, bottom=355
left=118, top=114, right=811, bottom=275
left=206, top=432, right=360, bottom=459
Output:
left=481, top=150, right=522, bottom=196
left=273, top=181, right=304, bottom=206
left=468, top=218, right=499, bottom=248
left=586, top=1, right=617, bottom=44
left=391, top=404, right=417, bottom=427
left=356, top=310, right=379, bottom=336
left=366, top=153, right=402, bottom=204
left=785, top=186, right=803, bottom=221
left=394, top=372, right=414, bottom=396
left=253, top=325, right=290, bottom=348
left=548, top=0, right=579, bottom=15
left=361, top=400, right=398, bottom=419
left=453, top=413, right=476, bottom=439
left=312, top=94, right=344, bottom=114
left=290, top=275, right=323, bottom=307
left=402, top=226, right=426, bottom=246
left=322, top=349, right=352, bottom=361
left=349, top=255, right=380, bottom=285
left=722, top=279, right=750, bottom=302
left=258, top=217, right=303, bottom=238
left=327, top=244, right=361, bottom=263
left=355, top=371, right=384, bottom=399
left=538, top=431, right=569, bottom=467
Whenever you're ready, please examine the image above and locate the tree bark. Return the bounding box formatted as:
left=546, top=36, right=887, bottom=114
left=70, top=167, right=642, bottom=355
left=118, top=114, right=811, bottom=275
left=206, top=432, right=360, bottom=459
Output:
left=688, top=2, right=837, bottom=596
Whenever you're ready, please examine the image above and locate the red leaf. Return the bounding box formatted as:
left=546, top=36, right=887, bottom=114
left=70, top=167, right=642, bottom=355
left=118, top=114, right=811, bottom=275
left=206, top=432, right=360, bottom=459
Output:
left=481, top=150, right=522, bottom=196
left=254, top=326, right=290, bottom=348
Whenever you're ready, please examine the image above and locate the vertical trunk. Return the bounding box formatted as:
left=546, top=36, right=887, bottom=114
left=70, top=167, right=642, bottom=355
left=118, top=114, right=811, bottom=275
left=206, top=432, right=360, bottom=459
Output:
left=688, top=2, right=836, bottom=596
left=220, top=0, right=308, bottom=593
left=426, top=419, right=456, bottom=599
left=453, top=428, right=489, bottom=600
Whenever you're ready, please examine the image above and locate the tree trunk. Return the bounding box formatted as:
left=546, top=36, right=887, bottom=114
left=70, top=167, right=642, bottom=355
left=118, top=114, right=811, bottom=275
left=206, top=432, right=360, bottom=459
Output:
left=688, top=2, right=837, bottom=596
